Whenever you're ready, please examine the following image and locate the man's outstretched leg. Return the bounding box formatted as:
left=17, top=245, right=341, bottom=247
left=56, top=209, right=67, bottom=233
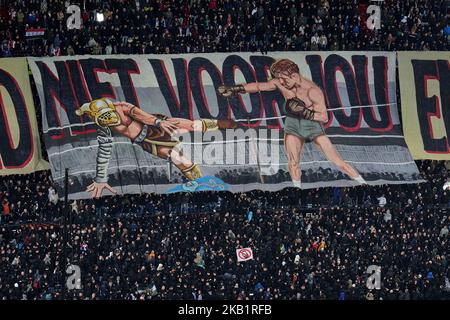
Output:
left=313, top=135, right=366, bottom=184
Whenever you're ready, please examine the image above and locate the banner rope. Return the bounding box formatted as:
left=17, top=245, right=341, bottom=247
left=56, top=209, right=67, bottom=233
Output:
left=234, top=102, right=396, bottom=122
left=44, top=102, right=397, bottom=132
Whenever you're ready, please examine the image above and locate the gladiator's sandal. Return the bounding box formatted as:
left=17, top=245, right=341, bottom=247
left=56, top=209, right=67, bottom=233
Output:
left=181, top=164, right=203, bottom=180
left=201, top=119, right=238, bottom=132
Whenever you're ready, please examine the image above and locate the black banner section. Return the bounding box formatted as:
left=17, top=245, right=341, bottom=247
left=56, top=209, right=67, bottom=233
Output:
left=0, top=68, right=33, bottom=168
left=0, top=57, right=48, bottom=175
left=411, top=59, right=450, bottom=154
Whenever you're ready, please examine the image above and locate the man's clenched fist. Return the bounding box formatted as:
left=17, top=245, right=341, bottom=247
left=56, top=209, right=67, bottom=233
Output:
left=217, top=84, right=246, bottom=97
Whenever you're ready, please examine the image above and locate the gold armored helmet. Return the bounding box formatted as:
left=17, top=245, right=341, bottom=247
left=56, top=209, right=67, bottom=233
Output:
left=75, top=98, right=121, bottom=127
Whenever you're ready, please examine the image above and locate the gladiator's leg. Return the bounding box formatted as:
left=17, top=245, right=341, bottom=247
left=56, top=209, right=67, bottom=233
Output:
left=156, top=146, right=203, bottom=181
left=169, top=118, right=237, bottom=135
left=284, top=133, right=304, bottom=188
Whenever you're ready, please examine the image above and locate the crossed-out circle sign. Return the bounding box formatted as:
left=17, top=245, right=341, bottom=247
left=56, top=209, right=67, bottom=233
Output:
left=236, top=248, right=253, bottom=261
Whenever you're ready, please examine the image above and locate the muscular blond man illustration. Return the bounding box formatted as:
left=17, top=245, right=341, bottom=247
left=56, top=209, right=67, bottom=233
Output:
left=218, top=59, right=366, bottom=188
left=76, top=98, right=237, bottom=198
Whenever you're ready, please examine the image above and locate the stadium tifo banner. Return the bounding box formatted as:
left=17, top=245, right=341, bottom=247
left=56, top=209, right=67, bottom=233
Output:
left=398, top=51, right=450, bottom=160
left=0, top=58, right=48, bottom=175
left=28, top=52, right=422, bottom=199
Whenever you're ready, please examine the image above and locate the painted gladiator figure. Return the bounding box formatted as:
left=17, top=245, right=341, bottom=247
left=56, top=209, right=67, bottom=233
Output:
left=76, top=98, right=237, bottom=198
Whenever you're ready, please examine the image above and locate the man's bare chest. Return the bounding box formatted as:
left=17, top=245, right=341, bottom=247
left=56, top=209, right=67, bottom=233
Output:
left=294, top=89, right=313, bottom=107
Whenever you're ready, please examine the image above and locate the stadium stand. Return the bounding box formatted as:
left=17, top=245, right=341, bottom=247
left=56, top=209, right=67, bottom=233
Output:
left=0, top=0, right=449, bottom=300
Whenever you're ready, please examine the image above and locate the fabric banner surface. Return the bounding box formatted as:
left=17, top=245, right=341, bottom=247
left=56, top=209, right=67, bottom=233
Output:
left=398, top=51, right=450, bottom=160
left=28, top=52, right=421, bottom=199
left=0, top=57, right=48, bottom=175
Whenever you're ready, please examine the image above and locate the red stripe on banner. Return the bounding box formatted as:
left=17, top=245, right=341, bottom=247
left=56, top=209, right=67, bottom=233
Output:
left=25, top=28, right=45, bottom=37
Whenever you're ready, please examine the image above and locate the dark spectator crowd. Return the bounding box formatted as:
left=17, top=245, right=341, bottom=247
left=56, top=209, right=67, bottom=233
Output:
left=1, top=0, right=449, bottom=57
left=0, top=160, right=449, bottom=300
left=0, top=0, right=450, bottom=300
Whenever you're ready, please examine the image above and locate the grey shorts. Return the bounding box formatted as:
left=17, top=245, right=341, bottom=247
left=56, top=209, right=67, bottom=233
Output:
left=284, top=116, right=326, bottom=142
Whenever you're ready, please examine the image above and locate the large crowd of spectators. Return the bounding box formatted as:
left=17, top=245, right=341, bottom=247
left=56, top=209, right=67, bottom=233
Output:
left=1, top=161, right=449, bottom=225
left=0, top=160, right=449, bottom=300
left=0, top=0, right=450, bottom=300
left=1, top=0, right=449, bottom=57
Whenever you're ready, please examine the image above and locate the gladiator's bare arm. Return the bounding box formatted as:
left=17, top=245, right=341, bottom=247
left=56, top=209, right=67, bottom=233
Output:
left=115, top=101, right=159, bottom=126
left=115, top=101, right=180, bottom=135
left=308, top=87, right=329, bottom=123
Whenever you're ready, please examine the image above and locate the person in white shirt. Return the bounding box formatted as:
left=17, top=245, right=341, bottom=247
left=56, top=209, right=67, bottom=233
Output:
left=311, top=32, right=320, bottom=45
left=443, top=180, right=450, bottom=190
left=48, top=187, right=59, bottom=205
left=105, top=44, right=112, bottom=55
left=319, top=34, right=328, bottom=49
